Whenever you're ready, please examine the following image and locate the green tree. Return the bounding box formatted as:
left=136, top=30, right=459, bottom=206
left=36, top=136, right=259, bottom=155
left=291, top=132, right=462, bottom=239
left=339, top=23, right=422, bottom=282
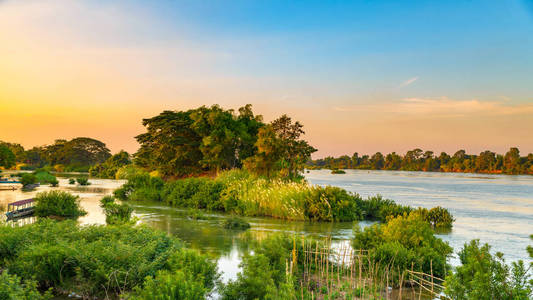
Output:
left=0, top=144, right=16, bottom=169
left=504, top=147, right=522, bottom=174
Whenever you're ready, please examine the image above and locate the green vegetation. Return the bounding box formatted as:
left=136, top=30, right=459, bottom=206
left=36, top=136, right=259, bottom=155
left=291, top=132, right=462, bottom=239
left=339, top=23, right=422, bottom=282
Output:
left=89, top=150, right=132, bottom=178
left=444, top=239, right=532, bottom=299
left=0, top=220, right=218, bottom=299
left=75, top=177, right=90, bottom=185
left=308, top=147, right=533, bottom=175
left=0, top=144, right=16, bottom=169
left=49, top=178, right=59, bottom=187
left=0, top=271, right=52, bottom=300
left=100, top=196, right=134, bottom=225
left=222, top=216, right=251, bottom=230
left=34, top=191, right=87, bottom=219
left=115, top=170, right=454, bottom=227
left=33, top=169, right=57, bottom=185
left=20, top=173, right=37, bottom=187
left=331, top=168, right=346, bottom=174
left=352, top=213, right=453, bottom=279
left=135, top=105, right=315, bottom=180
left=0, top=137, right=111, bottom=172
left=68, top=178, right=75, bottom=184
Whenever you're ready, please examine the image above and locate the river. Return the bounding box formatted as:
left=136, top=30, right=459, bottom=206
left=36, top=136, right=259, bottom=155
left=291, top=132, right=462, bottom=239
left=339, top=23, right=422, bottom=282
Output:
left=1, top=170, right=532, bottom=283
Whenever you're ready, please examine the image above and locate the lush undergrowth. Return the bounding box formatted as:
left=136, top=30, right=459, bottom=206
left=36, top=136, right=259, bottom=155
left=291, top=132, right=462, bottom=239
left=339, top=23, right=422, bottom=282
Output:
left=0, top=220, right=218, bottom=299
left=115, top=169, right=454, bottom=226
left=34, top=191, right=87, bottom=219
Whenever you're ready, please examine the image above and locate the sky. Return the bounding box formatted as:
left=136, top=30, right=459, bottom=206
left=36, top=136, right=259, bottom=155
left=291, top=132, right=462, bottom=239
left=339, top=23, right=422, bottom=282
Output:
left=1, top=0, right=532, bottom=157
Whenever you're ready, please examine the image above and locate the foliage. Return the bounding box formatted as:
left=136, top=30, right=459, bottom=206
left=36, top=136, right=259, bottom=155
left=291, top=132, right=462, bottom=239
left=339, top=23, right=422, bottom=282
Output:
left=331, top=169, right=346, bottom=174
left=76, top=177, right=90, bottom=186
left=135, top=105, right=264, bottom=177
left=100, top=196, right=134, bottom=225
left=0, top=220, right=218, bottom=298
left=352, top=213, right=453, bottom=279
left=89, top=150, right=132, bottom=179
left=34, top=191, right=87, bottom=219
left=115, top=165, right=147, bottom=180
left=444, top=239, right=532, bottom=299
left=0, top=271, right=52, bottom=300
left=33, top=169, right=57, bottom=184
left=117, top=170, right=454, bottom=224
left=220, top=234, right=308, bottom=300
left=20, top=173, right=37, bottom=187
left=0, top=144, right=16, bottom=169
left=308, top=147, right=533, bottom=175
left=222, top=216, right=251, bottom=230
left=68, top=178, right=75, bottom=184
left=49, top=177, right=59, bottom=187
left=244, top=115, right=316, bottom=180
left=114, top=173, right=164, bottom=201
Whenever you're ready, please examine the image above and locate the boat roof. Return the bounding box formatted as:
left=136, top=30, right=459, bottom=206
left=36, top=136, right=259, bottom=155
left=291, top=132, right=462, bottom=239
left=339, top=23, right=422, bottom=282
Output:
left=8, top=199, right=34, bottom=206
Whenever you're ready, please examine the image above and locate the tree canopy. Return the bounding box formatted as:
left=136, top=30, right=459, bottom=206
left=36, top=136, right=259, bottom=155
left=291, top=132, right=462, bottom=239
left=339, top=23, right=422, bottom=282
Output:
left=308, top=147, right=533, bottom=175
left=134, top=105, right=315, bottom=179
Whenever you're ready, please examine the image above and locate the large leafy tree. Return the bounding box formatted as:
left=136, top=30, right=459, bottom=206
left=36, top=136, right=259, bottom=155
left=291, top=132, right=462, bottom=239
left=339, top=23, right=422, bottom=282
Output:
left=43, top=138, right=111, bottom=167
left=246, top=114, right=316, bottom=179
left=135, top=105, right=265, bottom=177
left=0, top=144, right=16, bottom=169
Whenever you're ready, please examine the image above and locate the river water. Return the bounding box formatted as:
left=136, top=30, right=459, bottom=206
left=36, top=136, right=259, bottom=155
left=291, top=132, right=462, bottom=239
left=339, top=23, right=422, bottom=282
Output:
left=1, top=170, right=532, bottom=282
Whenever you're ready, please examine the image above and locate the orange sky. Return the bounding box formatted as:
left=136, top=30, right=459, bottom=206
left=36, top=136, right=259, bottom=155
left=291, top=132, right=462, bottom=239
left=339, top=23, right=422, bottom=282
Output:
left=1, top=1, right=532, bottom=157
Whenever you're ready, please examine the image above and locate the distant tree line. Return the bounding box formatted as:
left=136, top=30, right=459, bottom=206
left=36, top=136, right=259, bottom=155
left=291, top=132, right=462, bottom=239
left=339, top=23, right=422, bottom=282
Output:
left=134, top=104, right=316, bottom=179
left=308, top=148, right=533, bottom=175
left=0, top=137, right=112, bottom=172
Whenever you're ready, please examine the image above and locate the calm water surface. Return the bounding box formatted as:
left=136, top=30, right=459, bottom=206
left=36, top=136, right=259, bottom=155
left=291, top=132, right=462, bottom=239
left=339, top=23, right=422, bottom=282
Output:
left=1, top=170, right=532, bottom=282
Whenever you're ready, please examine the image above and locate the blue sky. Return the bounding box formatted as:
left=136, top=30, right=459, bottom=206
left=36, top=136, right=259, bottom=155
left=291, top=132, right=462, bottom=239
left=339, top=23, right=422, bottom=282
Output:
left=1, top=0, right=532, bottom=156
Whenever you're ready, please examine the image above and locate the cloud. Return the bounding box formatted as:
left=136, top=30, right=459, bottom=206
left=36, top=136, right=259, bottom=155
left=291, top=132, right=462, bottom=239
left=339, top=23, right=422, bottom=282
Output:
left=399, top=76, right=419, bottom=87
left=333, top=97, right=533, bottom=117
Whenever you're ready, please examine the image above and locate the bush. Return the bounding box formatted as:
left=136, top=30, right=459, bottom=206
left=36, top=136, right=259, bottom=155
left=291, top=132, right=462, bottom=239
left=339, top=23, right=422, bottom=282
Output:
left=331, top=169, right=346, bottom=174
left=49, top=178, right=59, bottom=187
left=0, top=271, right=52, bottom=300
left=68, top=178, right=75, bottom=184
left=114, top=173, right=163, bottom=201
left=100, top=196, right=134, bottom=225
left=76, top=177, right=90, bottom=186
left=34, top=191, right=87, bottom=219
left=352, top=213, right=452, bottom=280
left=20, top=174, right=36, bottom=187
left=33, top=170, right=57, bottom=184
left=0, top=220, right=218, bottom=298
left=222, top=216, right=251, bottom=230
left=444, top=240, right=532, bottom=299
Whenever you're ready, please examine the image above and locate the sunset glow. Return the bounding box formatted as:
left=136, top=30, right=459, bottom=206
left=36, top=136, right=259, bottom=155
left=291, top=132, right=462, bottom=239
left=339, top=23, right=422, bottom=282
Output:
left=1, top=0, right=532, bottom=156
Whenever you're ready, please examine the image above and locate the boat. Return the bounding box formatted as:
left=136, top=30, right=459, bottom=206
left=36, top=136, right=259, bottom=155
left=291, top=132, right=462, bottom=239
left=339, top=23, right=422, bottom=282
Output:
left=5, top=199, right=35, bottom=220
left=0, top=185, right=18, bottom=191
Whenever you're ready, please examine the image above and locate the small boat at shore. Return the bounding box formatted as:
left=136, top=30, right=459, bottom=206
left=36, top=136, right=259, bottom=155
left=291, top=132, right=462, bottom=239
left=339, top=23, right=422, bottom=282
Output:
left=0, top=185, right=19, bottom=191
left=5, top=199, right=35, bottom=220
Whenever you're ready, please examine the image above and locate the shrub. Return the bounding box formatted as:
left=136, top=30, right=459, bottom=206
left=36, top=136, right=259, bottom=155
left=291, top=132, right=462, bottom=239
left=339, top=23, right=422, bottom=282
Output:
left=444, top=240, right=532, bottom=299
left=331, top=169, right=346, bottom=174
left=352, top=213, right=452, bottom=280
left=100, top=196, right=134, bottom=225
left=20, top=174, right=36, bottom=187
left=33, top=170, right=57, bottom=184
left=0, top=271, right=52, bottom=300
left=76, top=177, right=90, bottom=186
left=0, top=220, right=218, bottom=298
left=222, top=216, right=251, bottom=230
left=34, top=191, right=87, bottom=219
left=114, top=173, right=163, bottom=201
left=68, top=178, right=75, bottom=185
left=306, top=186, right=363, bottom=221
left=49, top=178, right=59, bottom=187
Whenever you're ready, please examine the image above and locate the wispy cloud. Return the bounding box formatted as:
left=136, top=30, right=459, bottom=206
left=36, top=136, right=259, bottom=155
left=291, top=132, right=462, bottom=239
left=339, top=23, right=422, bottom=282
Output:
left=399, top=76, right=419, bottom=87
left=333, top=97, right=533, bottom=117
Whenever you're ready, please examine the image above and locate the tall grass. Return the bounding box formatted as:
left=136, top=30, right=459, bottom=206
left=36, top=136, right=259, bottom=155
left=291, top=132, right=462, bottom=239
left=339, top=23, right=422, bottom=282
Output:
left=115, top=169, right=454, bottom=225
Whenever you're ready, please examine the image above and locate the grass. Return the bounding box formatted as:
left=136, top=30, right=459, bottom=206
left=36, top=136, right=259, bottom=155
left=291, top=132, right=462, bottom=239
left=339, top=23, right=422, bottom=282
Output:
left=115, top=169, right=454, bottom=226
